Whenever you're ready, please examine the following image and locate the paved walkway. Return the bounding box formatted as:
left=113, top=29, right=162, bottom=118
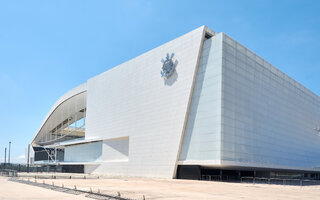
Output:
left=2, top=174, right=320, bottom=199
left=44, top=177, right=320, bottom=200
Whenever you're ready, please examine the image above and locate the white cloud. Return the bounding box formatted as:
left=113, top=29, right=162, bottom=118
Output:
left=17, top=155, right=25, bottom=159
left=8, top=155, right=26, bottom=164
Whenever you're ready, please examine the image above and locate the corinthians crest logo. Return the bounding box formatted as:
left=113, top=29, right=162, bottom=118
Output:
left=161, top=53, right=176, bottom=79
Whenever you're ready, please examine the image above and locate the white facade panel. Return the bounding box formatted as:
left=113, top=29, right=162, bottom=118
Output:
left=84, top=26, right=208, bottom=178
left=32, top=84, right=87, bottom=145
left=220, top=33, right=320, bottom=171
left=179, top=33, right=223, bottom=164
left=64, top=142, right=102, bottom=162
left=32, top=26, right=320, bottom=178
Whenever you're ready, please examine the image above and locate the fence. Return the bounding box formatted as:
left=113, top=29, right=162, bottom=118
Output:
left=241, top=177, right=320, bottom=186
left=200, top=174, right=320, bottom=186
left=0, top=163, right=63, bottom=173
left=200, top=175, right=240, bottom=182
left=0, top=169, right=17, bottom=177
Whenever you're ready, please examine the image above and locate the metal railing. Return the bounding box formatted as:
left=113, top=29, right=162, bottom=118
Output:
left=241, top=177, right=320, bottom=186
left=0, top=163, right=63, bottom=173
left=201, top=175, right=239, bottom=182
left=0, top=169, right=17, bottom=177
left=200, top=174, right=320, bottom=186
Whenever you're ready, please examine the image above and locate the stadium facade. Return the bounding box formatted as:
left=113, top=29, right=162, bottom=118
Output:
left=31, top=26, right=320, bottom=179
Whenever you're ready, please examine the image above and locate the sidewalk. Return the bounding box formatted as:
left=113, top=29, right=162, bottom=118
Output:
left=10, top=174, right=320, bottom=200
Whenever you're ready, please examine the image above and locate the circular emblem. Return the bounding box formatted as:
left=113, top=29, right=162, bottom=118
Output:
left=161, top=53, right=176, bottom=79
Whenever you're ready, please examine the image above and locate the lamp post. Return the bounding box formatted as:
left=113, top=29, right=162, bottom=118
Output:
left=8, top=141, right=11, bottom=164
left=4, top=148, right=6, bottom=164
left=27, top=144, right=30, bottom=173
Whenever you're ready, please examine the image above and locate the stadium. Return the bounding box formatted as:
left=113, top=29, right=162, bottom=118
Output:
left=30, top=26, right=320, bottom=180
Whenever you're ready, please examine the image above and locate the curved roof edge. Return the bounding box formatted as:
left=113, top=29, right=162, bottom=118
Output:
left=31, top=83, right=87, bottom=145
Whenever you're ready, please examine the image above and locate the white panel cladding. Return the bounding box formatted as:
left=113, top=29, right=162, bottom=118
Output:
left=102, top=137, right=129, bottom=161
left=32, top=84, right=87, bottom=144
left=64, top=142, right=102, bottom=162
left=35, top=92, right=87, bottom=144
left=221, top=33, right=320, bottom=170
left=179, top=34, right=223, bottom=164
left=85, top=26, right=206, bottom=178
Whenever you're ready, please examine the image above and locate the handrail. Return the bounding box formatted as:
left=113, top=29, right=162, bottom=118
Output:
left=240, top=176, right=320, bottom=186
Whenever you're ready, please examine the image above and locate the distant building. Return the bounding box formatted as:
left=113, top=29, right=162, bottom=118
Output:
left=25, top=146, right=34, bottom=165
left=31, top=26, right=320, bottom=179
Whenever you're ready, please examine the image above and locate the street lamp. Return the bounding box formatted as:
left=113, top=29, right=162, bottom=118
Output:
left=8, top=141, right=11, bottom=164
left=4, top=148, right=6, bottom=164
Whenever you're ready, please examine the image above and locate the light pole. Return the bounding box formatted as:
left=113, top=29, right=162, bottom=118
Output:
left=27, top=144, right=30, bottom=173
left=4, top=148, right=6, bottom=164
left=8, top=141, right=11, bottom=164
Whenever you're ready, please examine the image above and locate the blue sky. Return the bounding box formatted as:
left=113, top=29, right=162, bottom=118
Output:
left=0, top=0, right=319, bottom=163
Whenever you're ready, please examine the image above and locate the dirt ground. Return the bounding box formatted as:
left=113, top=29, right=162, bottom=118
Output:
left=1, top=174, right=320, bottom=200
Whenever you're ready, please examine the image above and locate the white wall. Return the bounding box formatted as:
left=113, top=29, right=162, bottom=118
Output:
left=220, top=33, right=320, bottom=171
left=85, top=26, right=210, bottom=178
left=64, top=142, right=102, bottom=162
left=179, top=33, right=223, bottom=165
